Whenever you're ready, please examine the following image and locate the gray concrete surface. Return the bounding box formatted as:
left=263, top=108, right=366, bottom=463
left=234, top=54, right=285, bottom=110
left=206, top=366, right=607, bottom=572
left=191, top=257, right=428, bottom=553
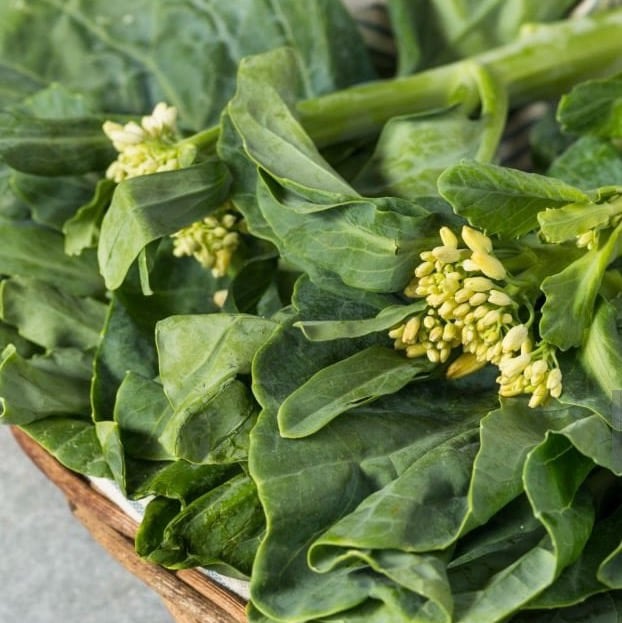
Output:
left=0, top=426, right=173, bottom=623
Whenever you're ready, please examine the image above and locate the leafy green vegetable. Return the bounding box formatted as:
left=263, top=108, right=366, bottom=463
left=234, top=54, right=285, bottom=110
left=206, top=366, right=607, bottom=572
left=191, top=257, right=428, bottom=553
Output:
left=2, top=3, right=622, bottom=623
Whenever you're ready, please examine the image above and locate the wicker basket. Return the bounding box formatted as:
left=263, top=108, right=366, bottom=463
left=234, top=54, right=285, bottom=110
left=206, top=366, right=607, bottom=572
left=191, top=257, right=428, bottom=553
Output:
left=10, top=426, right=248, bottom=623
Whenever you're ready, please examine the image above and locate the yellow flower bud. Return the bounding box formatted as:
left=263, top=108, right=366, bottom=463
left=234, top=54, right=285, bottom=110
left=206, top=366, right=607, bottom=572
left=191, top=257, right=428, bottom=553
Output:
left=471, top=251, right=507, bottom=280
left=439, top=227, right=459, bottom=248
left=461, top=226, right=493, bottom=254
left=488, top=290, right=513, bottom=307
left=446, top=352, right=487, bottom=379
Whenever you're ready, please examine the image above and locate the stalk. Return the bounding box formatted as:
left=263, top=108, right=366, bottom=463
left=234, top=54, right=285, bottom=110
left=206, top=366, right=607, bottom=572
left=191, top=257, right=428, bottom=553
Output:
left=297, top=8, right=622, bottom=146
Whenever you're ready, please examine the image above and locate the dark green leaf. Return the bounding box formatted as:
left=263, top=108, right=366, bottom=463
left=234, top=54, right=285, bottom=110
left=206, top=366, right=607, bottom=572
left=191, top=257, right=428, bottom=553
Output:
left=98, top=160, right=231, bottom=290
left=0, top=112, right=115, bottom=175
left=63, top=177, right=115, bottom=255
left=278, top=346, right=432, bottom=438
left=0, top=277, right=106, bottom=350
left=0, top=346, right=91, bottom=425
left=540, top=223, right=622, bottom=350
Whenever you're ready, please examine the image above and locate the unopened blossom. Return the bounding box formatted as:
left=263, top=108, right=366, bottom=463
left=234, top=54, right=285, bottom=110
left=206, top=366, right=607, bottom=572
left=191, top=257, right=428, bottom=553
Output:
left=171, top=210, right=242, bottom=277
left=390, top=224, right=562, bottom=408
left=102, top=102, right=196, bottom=182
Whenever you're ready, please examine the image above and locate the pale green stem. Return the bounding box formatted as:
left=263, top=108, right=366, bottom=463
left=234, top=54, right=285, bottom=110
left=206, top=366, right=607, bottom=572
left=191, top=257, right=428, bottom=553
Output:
left=181, top=9, right=622, bottom=150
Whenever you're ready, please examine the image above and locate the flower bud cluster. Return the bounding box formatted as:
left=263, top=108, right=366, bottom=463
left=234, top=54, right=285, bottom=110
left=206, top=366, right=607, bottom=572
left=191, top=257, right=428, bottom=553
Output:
left=171, top=209, right=241, bottom=277
left=391, top=225, right=562, bottom=407
left=102, top=102, right=196, bottom=182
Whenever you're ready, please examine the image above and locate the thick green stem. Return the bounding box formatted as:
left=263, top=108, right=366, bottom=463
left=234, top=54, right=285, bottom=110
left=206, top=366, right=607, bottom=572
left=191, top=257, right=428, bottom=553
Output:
left=298, top=8, right=622, bottom=146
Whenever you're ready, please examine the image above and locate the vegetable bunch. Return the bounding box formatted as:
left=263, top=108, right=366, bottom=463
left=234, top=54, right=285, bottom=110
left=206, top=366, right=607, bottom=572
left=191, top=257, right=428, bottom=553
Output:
left=1, top=1, right=622, bottom=621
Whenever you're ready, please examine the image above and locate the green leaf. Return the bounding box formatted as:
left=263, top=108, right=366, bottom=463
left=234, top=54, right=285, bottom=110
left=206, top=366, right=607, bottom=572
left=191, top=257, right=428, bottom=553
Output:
left=97, top=160, right=231, bottom=290
left=278, top=345, right=432, bottom=438
left=578, top=299, right=622, bottom=408
left=160, top=379, right=258, bottom=464
left=19, top=417, right=111, bottom=478
left=558, top=73, right=622, bottom=138
left=547, top=136, right=622, bottom=190
left=387, top=0, right=576, bottom=75
left=295, top=301, right=425, bottom=341
left=255, top=173, right=439, bottom=293
left=9, top=171, right=95, bottom=230
left=0, top=112, right=115, bottom=175
left=0, top=0, right=373, bottom=130
left=63, top=177, right=115, bottom=255
left=113, top=372, right=174, bottom=462
left=227, top=47, right=357, bottom=203
left=0, top=346, right=92, bottom=425
left=90, top=296, right=158, bottom=422
left=138, top=473, right=264, bottom=577
left=156, top=313, right=276, bottom=414
left=537, top=199, right=622, bottom=244
left=0, top=218, right=104, bottom=297
left=0, top=277, right=106, bottom=350
left=540, top=222, right=622, bottom=350
left=438, top=161, right=589, bottom=238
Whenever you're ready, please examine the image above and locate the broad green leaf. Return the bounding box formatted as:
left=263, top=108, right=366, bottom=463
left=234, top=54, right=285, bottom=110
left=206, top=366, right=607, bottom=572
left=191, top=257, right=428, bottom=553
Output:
left=465, top=400, right=579, bottom=530
left=97, top=160, right=231, bottom=290
left=578, top=299, right=622, bottom=410
left=353, top=107, right=490, bottom=199
left=227, top=47, right=357, bottom=203
left=138, top=473, right=264, bottom=577
left=255, top=173, right=439, bottom=293
left=0, top=0, right=373, bottom=131
left=9, top=171, right=95, bottom=230
left=90, top=296, right=158, bottom=422
left=540, top=222, right=622, bottom=350
left=558, top=73, right=622, bottom=138
left=156, top=314, right=276, bottom=414
left=547, top=136, right=622, bottom=190
left=19, top=417, right=111, bottom=478
left=95, top=419, right=126, bottom=492
left=278, top=346, right=432, bottom=438
left=0, top=346, right=91, bottom=425
left=160, top=379, right=258, bottom=465
left=0, top=112, right=115, bottom=175
left=438, top=161, right=589, bottom=238
left=526, top=503, right=622, bottom=608
left=0, top=277, right=106, bottom=350
left=453, top=434, right=594, bottom=623
left=113, top=372, right=174, bottom=462
left=295, top=301, right=425, bottom=341
left=0, top=218, right=104, bottom=297
left=63, top=177, right=115, bottom=255
left=353, top=65, right=507, bottom=199
left=130, top=460, right=239, bottom=503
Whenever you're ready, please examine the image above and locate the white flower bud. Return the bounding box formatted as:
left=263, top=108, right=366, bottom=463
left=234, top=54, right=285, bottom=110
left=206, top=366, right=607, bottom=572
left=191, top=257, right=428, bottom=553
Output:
left=501, top=324, right=528, bottom=353
left=464, top=276, right=495, bottom=292
left=432, top=245, right=461, bottom=264
left=488, top=290, right=513, bottom=307
left=471, top=251, right=507, bottom=280
left=498, top=352, right=531, bottom=380
left=546, top=368, right=563, bottom=391
left=469, top=292, right=488, bottom=307
left=462, top=226, right=493, bottom=254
